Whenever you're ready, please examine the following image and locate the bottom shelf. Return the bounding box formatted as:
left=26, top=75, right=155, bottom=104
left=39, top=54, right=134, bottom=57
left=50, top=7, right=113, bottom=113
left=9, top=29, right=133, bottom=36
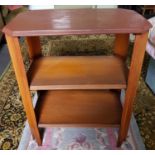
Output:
left=35, top=90, right=122, bottom=127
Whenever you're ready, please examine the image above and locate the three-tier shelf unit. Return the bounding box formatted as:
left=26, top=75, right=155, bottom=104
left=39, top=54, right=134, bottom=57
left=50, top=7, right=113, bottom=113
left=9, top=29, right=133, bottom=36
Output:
left=2, top=8, right=151, bottom=147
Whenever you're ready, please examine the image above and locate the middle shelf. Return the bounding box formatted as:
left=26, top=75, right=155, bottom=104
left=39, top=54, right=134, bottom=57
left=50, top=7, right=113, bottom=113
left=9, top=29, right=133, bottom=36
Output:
left=28, top=55, right=127, bottom=90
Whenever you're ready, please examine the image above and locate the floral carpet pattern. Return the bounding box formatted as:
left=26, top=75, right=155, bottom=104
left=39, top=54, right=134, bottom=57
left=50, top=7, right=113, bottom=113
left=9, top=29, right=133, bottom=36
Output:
left=0, top=35, right=155, bottom=149
left=27, top=127, right=138, bottom=150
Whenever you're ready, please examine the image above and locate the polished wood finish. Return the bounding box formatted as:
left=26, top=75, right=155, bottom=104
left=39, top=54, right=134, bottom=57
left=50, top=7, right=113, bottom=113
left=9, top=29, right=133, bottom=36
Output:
left=114, top=34, right=129, bottom=59
left=3, top=9, right=151, bottom=147
left=117, top=32, right=148, bottom=146
left=5, top=35, right=42, bottom=145
left=28, top=56, right=127, bottom=90
left=2, top=9, right=151, bottom=36
left=25, top=36, right=42, bottom=59
left=36, top=90, right=122, bottom=127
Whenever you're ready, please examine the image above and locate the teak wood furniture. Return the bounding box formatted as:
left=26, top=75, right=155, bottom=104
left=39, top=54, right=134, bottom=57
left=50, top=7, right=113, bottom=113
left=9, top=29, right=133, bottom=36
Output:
left=2, top=9, right=152, bottom=147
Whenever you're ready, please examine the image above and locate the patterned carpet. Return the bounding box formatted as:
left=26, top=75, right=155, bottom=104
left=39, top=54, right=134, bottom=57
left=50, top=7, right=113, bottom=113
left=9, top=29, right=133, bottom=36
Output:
left=25, top=125, right=144, bottom=150
left=0, top=35, right=155, bottom=149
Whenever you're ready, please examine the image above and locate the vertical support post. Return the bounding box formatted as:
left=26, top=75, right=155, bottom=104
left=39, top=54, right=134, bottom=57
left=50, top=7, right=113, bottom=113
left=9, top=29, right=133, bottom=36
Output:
left=26, top=36, right=42, bottom=59
left=117, top=32, right=148, bottom=146
left=5, top=35, right=42, bottom=145
left=114, top=34, right=129, bottom=59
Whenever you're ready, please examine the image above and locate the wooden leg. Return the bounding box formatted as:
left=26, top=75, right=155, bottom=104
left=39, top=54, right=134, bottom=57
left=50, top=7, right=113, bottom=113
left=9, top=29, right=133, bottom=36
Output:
left=26, top=36, right=42, bottom=59
left=114, top=34, right=129, bottom=60
left=117, top=32, right=148, bottom=147
left=5, top=35, right=42, bottom=145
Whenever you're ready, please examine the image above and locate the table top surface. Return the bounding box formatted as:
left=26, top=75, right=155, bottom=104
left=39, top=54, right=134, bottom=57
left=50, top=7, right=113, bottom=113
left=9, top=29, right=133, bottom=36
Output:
left=2, top=8, right=152, bottom=36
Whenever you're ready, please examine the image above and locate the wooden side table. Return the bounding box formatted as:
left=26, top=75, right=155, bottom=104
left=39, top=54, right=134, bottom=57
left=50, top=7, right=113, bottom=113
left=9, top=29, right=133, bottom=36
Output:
left=2, top=9, right=152, bottom=147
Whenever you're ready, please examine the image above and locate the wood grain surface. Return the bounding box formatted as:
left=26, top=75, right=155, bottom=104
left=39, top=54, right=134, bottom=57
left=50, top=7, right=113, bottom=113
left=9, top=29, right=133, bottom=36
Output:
left=2, top=9, right=152, bottom=36
left=36, top=90, right=122, bottom=127
left=28, top=56, right=127, bottom=90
